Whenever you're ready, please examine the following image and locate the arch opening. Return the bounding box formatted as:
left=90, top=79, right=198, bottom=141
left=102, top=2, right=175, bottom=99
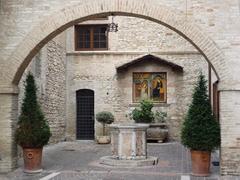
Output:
left=9, top=1, right=228, bottom=86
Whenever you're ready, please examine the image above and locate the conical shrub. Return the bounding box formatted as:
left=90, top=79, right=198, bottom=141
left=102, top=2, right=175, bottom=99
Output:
left=15, top=73, right=51, bottom=148
left=181, top=73, right=220, bottom=151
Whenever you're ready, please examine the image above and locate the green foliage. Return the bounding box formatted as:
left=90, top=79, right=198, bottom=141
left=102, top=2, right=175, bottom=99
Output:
left=154, top=111, right=167, bottom=123
left=181, top=73, right=220, bottom=151
left=96, top=111, right=114, bottom=136
left=15, top=73, right=51, bottom=148
left=132, top=99, right=154, bottom=123
left=96, top=111, right=114, bottom=124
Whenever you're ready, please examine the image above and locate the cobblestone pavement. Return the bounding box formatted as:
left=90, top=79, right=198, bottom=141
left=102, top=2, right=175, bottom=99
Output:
left=0, top=141, right=227, bottom=180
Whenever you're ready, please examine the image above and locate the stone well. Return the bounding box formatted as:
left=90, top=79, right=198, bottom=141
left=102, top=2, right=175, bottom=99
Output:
left=100, top=124, right=158, bottom=167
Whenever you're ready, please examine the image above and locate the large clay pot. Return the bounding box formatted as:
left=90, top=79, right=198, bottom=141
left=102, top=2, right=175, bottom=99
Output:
left=191, top=150, right=211, bottom=176
left=96, top=136, right=111, bottom=144
left=23, top=147, right=43, bottom=173
left=147, top=123, right=168, bottom=143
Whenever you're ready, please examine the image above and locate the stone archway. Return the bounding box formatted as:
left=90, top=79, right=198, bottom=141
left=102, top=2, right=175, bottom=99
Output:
left=2, top=0, right=229, bottom=86
left=0, top=0, right=237, bottom=175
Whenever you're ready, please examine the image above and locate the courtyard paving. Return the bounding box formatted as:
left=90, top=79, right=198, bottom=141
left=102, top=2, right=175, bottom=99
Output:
left=0, top=141, right=231, bottom=180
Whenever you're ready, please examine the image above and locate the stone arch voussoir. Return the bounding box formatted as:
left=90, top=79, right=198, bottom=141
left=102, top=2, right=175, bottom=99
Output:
left=6, top=0, right=229, bottom=85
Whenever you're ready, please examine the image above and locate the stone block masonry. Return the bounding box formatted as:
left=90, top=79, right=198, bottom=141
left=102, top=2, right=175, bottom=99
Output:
left=42, top=40, right=66, bottom=143
left=66, top=52, right=208, bottom=141
left=0, top=0, right=240, bottom=176
left=65, top=16, right=209, bottom=141
left=220, top=91, right=240, bottom=176
left=18, top=34, right=66, bottom=144
left=0, top=94, right=18, bottom=172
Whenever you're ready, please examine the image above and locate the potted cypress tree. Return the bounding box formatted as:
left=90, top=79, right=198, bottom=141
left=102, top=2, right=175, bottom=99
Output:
left=181, top=73, right=220, bottom=176
left=15, top=73, right=51, bottom=173
left=96, top=111, right=114, bottom=144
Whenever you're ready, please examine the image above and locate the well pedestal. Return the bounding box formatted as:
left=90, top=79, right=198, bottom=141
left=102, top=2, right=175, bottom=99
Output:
left=100, top=124, right=158, bottom=167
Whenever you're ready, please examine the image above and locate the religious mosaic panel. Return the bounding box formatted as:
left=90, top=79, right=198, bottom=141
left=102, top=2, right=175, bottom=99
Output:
left=133, top=72, right=167, bottom=103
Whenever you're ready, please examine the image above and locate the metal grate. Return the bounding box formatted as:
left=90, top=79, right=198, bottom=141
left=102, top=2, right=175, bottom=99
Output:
left=76, top=89, right=94, bottom=140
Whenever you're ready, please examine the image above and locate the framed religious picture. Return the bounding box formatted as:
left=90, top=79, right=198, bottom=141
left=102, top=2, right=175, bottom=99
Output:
left=133, top=72, right=167, bottom=103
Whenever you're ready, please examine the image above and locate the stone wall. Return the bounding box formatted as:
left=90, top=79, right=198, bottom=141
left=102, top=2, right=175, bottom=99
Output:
left=0, top=0, right=240, bottom=175
left=66, top=16, right=196, bottom=52
left=41, top=40, right=66, bottom=143
left=66, top=52, right=208, bottom=140
left=0, top=94, right=18, bottom=172
left=18, top=33, right=66, bottom=143
left=220, top=90, right=240, bottom=175
left=65, top=16, right=208, bottom=140
left=111, top=16, right=195, bottom=52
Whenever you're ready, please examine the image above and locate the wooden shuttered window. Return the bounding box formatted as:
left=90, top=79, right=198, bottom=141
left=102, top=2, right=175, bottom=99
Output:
left=75, top=25, right=108, bottom=51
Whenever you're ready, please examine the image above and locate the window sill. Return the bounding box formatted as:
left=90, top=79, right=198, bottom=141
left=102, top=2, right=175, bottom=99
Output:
left=129, top=103, right=170, bottom=107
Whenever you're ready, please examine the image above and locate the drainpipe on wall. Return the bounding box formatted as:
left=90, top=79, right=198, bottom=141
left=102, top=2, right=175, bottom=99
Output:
left=208, top=62, right=212, bottom=103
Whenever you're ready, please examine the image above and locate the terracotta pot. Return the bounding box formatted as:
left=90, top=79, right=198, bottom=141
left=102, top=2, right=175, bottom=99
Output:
left=191, top=150, right=211, bottom=176
left=96, top=136, right=111, bottom=144
left=23, top=147, right=43, bottom=173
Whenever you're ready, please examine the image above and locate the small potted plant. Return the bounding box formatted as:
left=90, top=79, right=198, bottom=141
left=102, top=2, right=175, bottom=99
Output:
left=131, top=100, right=169, bottom=142
left=96, top=111, right=114, bottom=144
left=181, top=73, right=220, bottom=176
left=147, top=111, right=168, bottom=143
left=15, top=73, right=51, bottom=173
left=131, top=99, right=154, bottom=124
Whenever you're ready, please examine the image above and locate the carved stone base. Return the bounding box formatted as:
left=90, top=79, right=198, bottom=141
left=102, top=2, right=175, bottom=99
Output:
left=100, top=156, right=158, bottom=167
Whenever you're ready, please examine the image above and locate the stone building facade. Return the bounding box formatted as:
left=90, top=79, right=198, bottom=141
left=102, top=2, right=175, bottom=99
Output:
left=0, top=0, right=240, bottom=176
left=65, top=16, right=210, bottom=141
left=20, top=16, right=210, bottom=142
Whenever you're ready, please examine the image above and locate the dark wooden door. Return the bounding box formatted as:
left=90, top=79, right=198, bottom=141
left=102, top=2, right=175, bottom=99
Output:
left=76, top=89, right=94, bottom=140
